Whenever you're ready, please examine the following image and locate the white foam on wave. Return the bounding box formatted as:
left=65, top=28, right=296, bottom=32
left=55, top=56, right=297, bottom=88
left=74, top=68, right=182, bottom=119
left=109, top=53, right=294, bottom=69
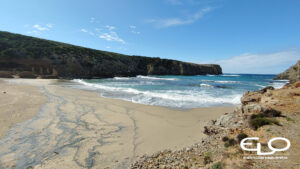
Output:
left=202, top=80, right=215, bottom=82
left=215, top=80, right=240, bottom=84
left=72, top=79, right=242, bottom=108
left=73, top=79, right=141, bottom=94
left=136, top=75, right=178, bottom=81
left=273, top=79, right=289, bottom=82
left=202, top=80, right=240, bottom=84
left=269, top=80, right=289, bottom=89
left=113, top=77, right=132, bottom=80
left=272, top=82, right=287, bottom=89
left=200, top=83, right=213, bottom=87
left=255, top=84, right=267, bottom=88
left=131, top=91, right=242, bottom=108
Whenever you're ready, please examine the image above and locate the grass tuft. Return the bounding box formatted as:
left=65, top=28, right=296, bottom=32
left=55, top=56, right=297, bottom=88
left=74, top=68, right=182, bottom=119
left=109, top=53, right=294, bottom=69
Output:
left=250, top=113, right=281, bottom=130
left=204, top=152, right=213, bottom=165
left=210, top=162, right=223, bottom=169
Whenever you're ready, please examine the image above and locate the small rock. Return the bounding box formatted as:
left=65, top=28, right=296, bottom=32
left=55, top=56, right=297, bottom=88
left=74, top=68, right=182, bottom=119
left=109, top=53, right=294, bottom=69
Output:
left=2, top=91, right=6, bottom=94
left=258, top=86, right=274, bottom=94
left=294, top=82, right=300, bottom=88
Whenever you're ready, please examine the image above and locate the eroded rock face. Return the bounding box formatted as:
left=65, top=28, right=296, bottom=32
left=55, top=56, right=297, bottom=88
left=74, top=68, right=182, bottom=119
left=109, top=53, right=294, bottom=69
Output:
left=275, top=60, right=300, bottom=82
left=0, top=31, right=222, bottom=79
left=241, top=91, right=262, bottom=105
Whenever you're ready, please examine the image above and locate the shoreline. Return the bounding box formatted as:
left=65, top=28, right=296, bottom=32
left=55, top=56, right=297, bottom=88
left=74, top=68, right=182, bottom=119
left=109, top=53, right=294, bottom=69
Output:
left=0, top=79, right=235, bottom=169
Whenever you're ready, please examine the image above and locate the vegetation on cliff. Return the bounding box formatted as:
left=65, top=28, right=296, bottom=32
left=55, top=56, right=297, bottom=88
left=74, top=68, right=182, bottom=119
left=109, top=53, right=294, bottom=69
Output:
left=275, top=60, right=300, bottom=82
left=0, top=31, right=222, bottom=78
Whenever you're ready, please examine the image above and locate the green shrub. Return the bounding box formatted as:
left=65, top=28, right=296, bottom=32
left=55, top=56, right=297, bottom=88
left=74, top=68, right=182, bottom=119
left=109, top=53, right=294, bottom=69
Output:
left=228, top=138, right=237, bottom=146
left=263, top=109, right=282, bottom=117
left=251, top=109, right=282, bottom=120
left=250, top=113, right=265, bottom=119
left=285, top=116, right=295, bottom=122
left=237, top=133, right=248, bottom=143
left=204, top=152, right=212, bottom=165
left=224, top=142, right=230, bottom=148
left=222, top=136, right=229, bottom=142
left=211, top=162, right=223, bottom=169
left=224, top=138, right=237, bottom=147
left=250, top=117, right=280, bottom=130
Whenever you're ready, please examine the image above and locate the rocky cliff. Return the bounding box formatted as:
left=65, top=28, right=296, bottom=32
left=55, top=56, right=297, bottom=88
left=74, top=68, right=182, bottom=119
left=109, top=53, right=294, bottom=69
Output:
left=274, top=61, right=300, bottom=82
left=0, top=31, right=222, bottom=79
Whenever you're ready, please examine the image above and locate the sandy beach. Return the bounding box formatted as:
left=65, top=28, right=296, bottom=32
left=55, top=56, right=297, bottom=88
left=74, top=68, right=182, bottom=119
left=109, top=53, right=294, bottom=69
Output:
left=0, top=79, right=234, bottom=169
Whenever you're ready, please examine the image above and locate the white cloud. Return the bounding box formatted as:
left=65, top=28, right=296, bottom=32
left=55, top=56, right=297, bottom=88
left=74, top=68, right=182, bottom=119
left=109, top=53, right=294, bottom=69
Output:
left=148, top=7, right=213, bottom=27
left=132, top=31, right=140, bottom=34
left=81, top=25, right=125, bottom=44
left=99, top=31, right=125, bottom=44
left=81, top=29, right=88, bottom=33
left=95, top=28, right=101, bottom=32
left=129, top=25, right=140, bottom=34
left=33, top=24, right=49, bottom=31
left=27, top=23, right=52, bottom=35
left=105, top=25, right=115, bottom=30
left=27, top=30, right=41, bottom=35
left=46, top=24, right=53, bottom=28
left=90, top=17, right=95, bottom=23
left=80, top=29, right=96, bottom=36
left=210, top=49, right=300, bottom=74
left=129, top=25, right=136, bottom=29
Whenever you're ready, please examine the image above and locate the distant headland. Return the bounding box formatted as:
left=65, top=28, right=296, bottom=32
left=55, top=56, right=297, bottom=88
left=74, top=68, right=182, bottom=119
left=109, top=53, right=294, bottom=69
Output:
left=0, top=31, right=222, bottom=79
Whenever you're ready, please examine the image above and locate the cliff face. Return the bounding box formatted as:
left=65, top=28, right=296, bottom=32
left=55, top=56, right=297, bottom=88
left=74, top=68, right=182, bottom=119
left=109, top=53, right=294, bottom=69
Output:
left=0, top=31, right=222, bottom=78
left=274, top=61, right=300, bottom=82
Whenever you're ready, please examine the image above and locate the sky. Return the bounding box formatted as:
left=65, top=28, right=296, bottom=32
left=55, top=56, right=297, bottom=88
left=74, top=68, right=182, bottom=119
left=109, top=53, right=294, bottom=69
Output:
left=0, top=0, right=299, bottom=74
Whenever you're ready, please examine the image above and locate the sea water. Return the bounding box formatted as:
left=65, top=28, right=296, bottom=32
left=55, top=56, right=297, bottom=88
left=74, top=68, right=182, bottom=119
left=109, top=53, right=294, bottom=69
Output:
left=72, top=74, right=288, bottom=109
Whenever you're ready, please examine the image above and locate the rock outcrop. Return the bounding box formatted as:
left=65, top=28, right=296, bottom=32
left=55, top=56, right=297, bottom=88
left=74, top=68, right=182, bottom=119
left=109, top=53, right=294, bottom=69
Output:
left=131, top=83, right=300, bottom=169
left=0, top=31, right=222, bottom=79
left=274, top=61, right=300, bottom=82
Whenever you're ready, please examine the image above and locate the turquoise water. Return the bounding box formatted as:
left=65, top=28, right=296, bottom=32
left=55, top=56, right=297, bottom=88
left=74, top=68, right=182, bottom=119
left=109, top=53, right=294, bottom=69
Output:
left=73, top=74, right=288, bottom=109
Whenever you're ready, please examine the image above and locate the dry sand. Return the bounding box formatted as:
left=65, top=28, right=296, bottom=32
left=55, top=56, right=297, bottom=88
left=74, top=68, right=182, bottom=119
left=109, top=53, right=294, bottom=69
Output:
left=0, top=80, right=47, bottom=139
left=0, top=79, right=235, bottom=169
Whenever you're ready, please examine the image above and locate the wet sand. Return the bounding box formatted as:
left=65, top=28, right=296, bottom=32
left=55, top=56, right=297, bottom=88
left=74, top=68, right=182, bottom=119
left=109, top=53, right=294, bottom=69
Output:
left=0, top=79, right=235, bottom=169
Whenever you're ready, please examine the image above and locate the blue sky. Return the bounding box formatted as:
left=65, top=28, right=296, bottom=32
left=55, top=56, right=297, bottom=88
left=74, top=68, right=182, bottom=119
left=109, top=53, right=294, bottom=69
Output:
left=1, top=0, right=299, bottom=74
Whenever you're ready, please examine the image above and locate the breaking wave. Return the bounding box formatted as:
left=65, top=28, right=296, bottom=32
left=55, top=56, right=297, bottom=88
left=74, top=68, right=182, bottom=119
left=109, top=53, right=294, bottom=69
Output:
left=71, top=74, right=286, bottom=109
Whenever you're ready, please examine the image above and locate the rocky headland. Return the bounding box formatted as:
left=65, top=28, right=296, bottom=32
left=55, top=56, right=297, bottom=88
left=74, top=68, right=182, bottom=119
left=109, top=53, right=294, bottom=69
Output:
left=0, top=31, right=222, bottom=79
left=131, top=81, right=300, bottom=169
left=274, top=60, right=300, bottom=82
